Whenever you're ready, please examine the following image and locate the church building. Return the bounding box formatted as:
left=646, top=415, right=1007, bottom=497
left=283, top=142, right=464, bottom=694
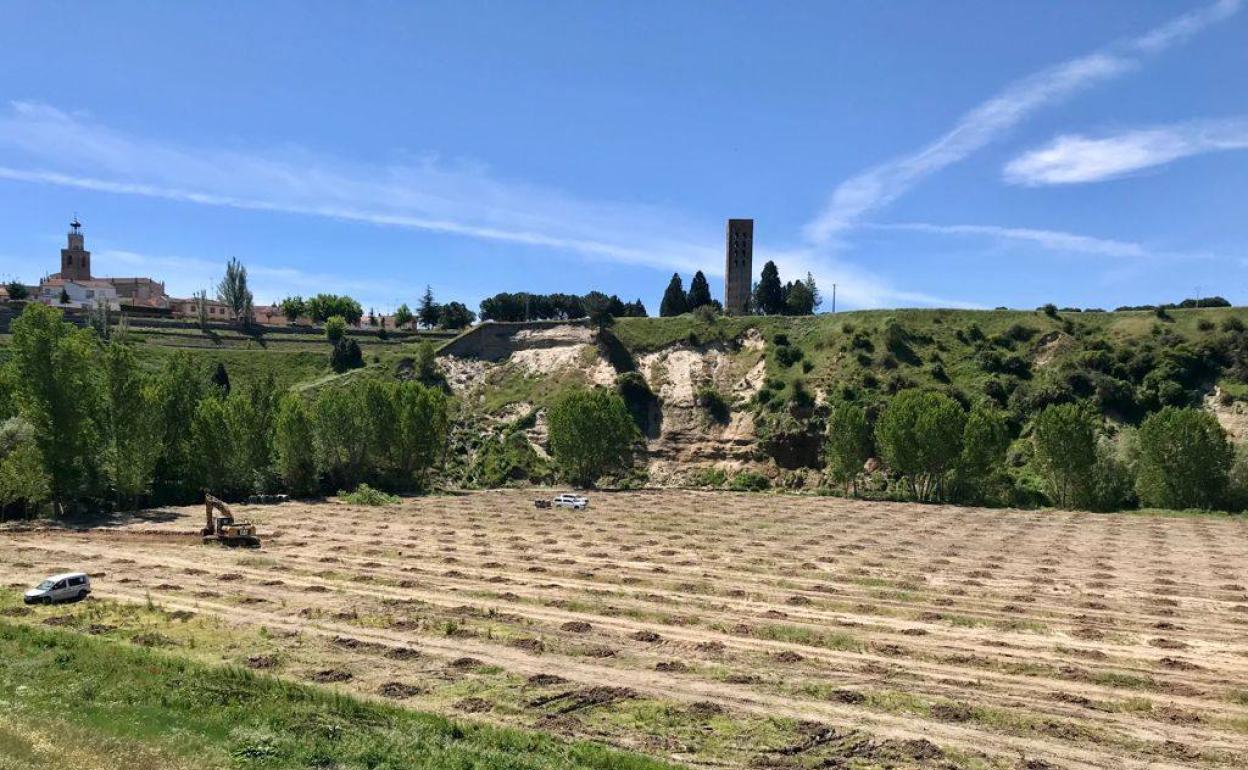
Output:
left=40, top=219, right=169, bottom=310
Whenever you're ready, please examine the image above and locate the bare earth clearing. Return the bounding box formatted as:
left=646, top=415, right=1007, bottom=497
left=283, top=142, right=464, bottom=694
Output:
left=3, top=490, right=1248, bottom=769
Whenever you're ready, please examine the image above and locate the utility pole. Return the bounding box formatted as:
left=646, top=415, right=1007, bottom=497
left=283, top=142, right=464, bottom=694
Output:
left=832, top=283, right=837, bottom=314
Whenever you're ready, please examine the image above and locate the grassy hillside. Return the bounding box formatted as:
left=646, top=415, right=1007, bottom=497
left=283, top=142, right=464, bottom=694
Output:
left=616, top=306, right=1248, bottom=420
left=6, top=305, right=1246, bottom=418
left=0, top=320, right=453, bottom=391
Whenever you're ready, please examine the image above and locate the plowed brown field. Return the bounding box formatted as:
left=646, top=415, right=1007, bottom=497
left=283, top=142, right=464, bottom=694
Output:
left=3, top=490, right=1248, bottom=770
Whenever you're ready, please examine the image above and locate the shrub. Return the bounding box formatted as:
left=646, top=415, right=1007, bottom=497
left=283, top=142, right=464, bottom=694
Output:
left=772, top=333, right=790, bottom=347
left=1006, top=323, right=1037, bottom=342
left=956, top=404, right=1010, bottom=503
left=1084, top=440, right=1134, bottom=512
left=1135, top=407, right=1232, bottom=510
left=1031, top=402, right=1098, bottom=508
left=330, top=338, right=364, bottom=373
left=274, top=395, right=318, bottom=496
left=0, top=417, right=50, bottom=516
left=689, top=466, right=728, bottom=488
left=789, top=379, right=815, bottom=409
left=774, top=345, right=804, bottom=368
left=1040, top=303, right=1058, bottom=318
left=1225, top=444, right=1248, bottom=511
left=728, top=471, right=770, bottom=492
left=874, top=390, right=966, bottom=501
left=325, top=315, right=347, bottom=342
left=1222, top=316, right=1245, bottom=333
left=1197, top=318, right=1215, bottom=332
left=339, top=483, right=400, bottom=506
left=696, top=386, right=731, bottom=423
left=474, top=431, right=550, bottom=487
left=825, top=403, right=872, bottom=496
left=547, top=388, right=638, bottom=487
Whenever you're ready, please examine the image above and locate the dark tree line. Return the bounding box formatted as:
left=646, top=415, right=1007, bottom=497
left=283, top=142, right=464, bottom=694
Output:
left=659, top=264, right=821, bottom=317
left=479, top=292, right=646, bottom=322
left=660, top=271, right=721, bottom=317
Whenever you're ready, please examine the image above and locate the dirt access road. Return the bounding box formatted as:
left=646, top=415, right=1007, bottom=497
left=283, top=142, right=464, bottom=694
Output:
left=3, top=490, right=1248, bottom=770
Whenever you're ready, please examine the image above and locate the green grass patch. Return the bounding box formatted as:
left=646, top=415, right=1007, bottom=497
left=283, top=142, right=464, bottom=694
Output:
left=0, top=619, right=685, bottom=770
left=752, top=623, right=862, bottom=652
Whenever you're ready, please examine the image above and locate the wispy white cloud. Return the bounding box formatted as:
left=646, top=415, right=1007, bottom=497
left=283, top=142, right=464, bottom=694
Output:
left=95, top=248, right=401, bottom=307
left=0, top=101, right=718, bottom=276
left=0, top=101, right=972, bottom=311
left=1003, top=117, right=1248, bottom=185
left=868, top=222, right=1219, bottom=261
left=803, top=0, right=1242, bottom=245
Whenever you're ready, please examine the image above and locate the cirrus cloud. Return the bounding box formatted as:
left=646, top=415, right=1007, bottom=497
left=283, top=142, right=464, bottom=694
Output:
left=1004, top=118, right=1248, bottom=185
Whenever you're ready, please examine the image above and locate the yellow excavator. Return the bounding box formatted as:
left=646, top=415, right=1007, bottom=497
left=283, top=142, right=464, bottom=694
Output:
left=202, top=494, right=261, bottom=548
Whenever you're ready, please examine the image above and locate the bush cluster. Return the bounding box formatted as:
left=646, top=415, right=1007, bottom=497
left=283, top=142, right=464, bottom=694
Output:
left=823, top=385, right=1243, bottom=512
left=0, top=304, right=447, bottom=517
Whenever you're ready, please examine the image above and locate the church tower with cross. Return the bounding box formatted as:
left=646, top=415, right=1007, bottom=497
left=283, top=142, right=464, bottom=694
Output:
left=59, top=217, right=92, bottom=281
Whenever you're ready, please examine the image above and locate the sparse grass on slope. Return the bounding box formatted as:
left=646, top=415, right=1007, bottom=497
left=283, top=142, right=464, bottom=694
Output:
left=0, top=620, right=685, bottom=770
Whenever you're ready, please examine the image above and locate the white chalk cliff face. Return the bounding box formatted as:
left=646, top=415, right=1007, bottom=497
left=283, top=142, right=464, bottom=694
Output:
left=441, top=325, right=772, bottom=485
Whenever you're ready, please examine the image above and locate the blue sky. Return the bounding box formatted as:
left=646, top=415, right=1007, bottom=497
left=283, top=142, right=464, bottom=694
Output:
left=1, top=0, right=1245, bottom=313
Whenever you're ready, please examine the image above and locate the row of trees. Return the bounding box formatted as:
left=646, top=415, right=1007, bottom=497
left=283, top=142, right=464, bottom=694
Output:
left=279, top=293, right=364, bottom=326
left=478, top=292, right=647, bottom=323
left=659, top=263, right=822, bottom=317
left=394, top=286, right=475, bottom=331
left=659, top=271, right=719, bottom=317
left=755, top=262, right=820, bottom=316
left=0, top=303, right=448, bottom=516
left=824, top=388, right=1241, bottom=511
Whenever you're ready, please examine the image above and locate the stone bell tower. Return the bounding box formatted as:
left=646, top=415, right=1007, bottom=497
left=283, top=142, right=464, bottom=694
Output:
left=60, top=218, right=91, bottom=281
left=723, top=218, right=753, bottom=315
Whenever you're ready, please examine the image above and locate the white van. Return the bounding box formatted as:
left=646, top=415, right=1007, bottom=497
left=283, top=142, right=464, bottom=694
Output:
left=552, top=493, right=589, bottom=510
left=24, top=572, right=91, bottom=605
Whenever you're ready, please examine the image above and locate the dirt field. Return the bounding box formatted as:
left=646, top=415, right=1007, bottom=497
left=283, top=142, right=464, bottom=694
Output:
left=3, top=490, right=1248, bottom=770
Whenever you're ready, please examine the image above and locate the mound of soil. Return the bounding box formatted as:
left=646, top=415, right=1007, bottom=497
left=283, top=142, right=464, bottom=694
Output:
left=561, top=621, right=592, bottom=633
left=531, top=686, right=637, bottom=714
left=379, top=682, right=424, bottom=699
left=384, top=647, right=421, bottom=661
left=581, top=646, right=617, bottom=658
left=510, top=637, right=545, bottom=654
left=246, top=655, right=278, bottom=669
left=310, top=669, right=352, bottom=683
left=131, top=632, right=176, bottom=647
left=454, top=697, right=493, bottom=713
left=526, top=673, right=567, bottom=687
left=687, top=701, right=724, bottom=717
left=448, top=656, right=482, bottom=669
left=630, top=630, right=661, bottom=643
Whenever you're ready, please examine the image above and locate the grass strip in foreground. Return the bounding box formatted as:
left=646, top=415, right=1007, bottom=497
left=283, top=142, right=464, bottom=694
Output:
left=0, top=619, right=686, bottom=770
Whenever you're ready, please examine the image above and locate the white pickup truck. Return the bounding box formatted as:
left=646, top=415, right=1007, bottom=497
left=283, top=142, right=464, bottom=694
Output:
left=552, top=493, right=589, bottom=510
